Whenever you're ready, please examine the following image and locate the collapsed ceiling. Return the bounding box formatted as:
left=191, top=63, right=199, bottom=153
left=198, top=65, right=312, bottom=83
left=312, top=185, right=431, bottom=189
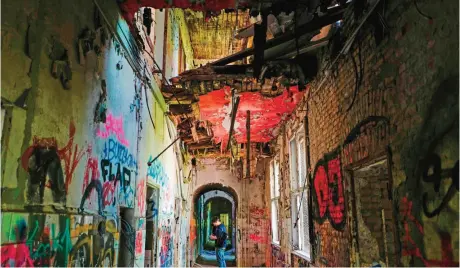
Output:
left=184, top=10, right=250, bottom=65
left=198, top=85, right=305, bottom=150
left=119, top=0, right=350, bottom=157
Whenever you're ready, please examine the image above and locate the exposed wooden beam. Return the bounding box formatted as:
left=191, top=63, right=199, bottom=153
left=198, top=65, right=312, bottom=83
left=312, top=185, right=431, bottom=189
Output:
left=211, top=5, right=347, bottom=66
left=226, top=95, right=240, bottom=151
left=246, top=110, right=250, bottom=179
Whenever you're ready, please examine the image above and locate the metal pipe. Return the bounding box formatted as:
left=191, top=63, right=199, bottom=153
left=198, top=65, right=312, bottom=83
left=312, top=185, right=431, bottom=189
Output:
left=304, top=115, right=315, bottom=260
left=147, top=136, right=181, bottom=165
left=246, top=110, right=250, bottom=179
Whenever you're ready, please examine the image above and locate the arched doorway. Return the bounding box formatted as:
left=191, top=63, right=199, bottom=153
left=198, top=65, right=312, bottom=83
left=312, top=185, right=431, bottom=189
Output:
left=192, top=184, right=238, bottom=266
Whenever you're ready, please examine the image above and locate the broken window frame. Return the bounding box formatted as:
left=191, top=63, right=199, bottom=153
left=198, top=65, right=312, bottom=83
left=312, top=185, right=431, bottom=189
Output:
left=270, top=158, right=280, bottom=245
left=289, top=128, right=311, bottom=259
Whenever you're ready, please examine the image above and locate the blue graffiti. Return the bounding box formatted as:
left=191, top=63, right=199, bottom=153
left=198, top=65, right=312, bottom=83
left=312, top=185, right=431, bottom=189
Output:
left=147, top=200, right=158, bottom=219
left=120, top=185, right=135, bottom=207
left=129, top=94, right=141, bottom=113
left=102, top=138, right=138, bottom=171
left=147, top=157, right=169, bottom=187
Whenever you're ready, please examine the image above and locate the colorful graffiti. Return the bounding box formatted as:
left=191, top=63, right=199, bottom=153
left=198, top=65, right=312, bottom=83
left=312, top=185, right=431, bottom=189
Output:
left=0, top=214, right=118, bottom=267
left=312, top=152, right=345, bottom=229
left=102, top=138, right=138, bottom=170
left=398, top=77, right=459, bottom=266
left=21, top=122, right=86, bottom=204
left=79, top=114, right=137, bottom=213
left=189, top=218, right=196, bottom=244
left=249, top=204, right=265, bottom=218
left=159, top=223, right=173, bottom=267
left=249, top=204, right=269, bottom=245
left=400, top=197, right=459, bottom=267
left=69, top=220, right=116, bottom=267
left=135, top=231, right=143, bottom=255
left=97, top=113, right=130, bottom=146
left=312, top=116, right=390, bottom=230
left=147, top=158, right=169, bottom=187
left=137, top=179, right=146, bottom=216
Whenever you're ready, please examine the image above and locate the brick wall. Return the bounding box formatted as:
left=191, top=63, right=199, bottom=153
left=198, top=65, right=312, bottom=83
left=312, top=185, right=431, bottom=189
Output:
left=267, top=0, right=459, bottom=266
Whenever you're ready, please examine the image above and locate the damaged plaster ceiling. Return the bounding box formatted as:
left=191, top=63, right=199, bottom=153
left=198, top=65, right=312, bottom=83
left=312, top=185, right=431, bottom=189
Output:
left=199, top=85, right=306, bottom=150
left=118, top=0, right=348, bottom=156
left=184, top=9, right=250, bottom=64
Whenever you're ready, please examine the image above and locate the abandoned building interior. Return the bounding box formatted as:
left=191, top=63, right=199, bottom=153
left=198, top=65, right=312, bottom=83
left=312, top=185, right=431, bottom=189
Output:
left=0, top=0, right=458, bottom=267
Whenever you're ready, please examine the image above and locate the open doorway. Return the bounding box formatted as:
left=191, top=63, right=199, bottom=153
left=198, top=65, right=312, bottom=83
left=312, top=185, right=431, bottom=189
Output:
left=145, top=185, right=160, bottom=267
left=350, top=158, right=398, bottom=267
left=194, top=187, right=237, bottom=266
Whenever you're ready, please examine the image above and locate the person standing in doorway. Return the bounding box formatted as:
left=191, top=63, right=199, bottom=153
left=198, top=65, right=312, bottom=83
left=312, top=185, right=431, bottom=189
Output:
left=210, top=216, right=227, bottom=267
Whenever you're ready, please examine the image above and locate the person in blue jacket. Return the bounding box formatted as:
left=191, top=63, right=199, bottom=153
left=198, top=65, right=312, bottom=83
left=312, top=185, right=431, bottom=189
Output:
left=210, top=216, right=227, bottom=267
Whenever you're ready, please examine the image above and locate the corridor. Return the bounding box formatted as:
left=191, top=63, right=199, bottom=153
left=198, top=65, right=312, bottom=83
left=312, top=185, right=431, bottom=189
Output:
left=0, top=0, right=458, bottom=267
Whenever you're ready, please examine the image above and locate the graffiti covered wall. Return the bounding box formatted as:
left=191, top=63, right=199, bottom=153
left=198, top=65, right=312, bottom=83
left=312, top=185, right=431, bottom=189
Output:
left=1, top=1, right=190, bottom=267
left=265, top=0, right=459, bottom=267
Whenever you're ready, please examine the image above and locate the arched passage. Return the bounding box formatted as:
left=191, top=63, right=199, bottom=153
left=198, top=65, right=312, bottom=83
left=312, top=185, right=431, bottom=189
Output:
left=192, top=184, right=238, bottom=266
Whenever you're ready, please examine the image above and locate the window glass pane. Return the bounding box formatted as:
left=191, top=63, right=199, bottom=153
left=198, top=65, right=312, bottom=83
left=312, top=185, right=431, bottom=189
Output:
left=301, top=194, right=311, bottom=257
left=297, top=139, right=306, bottom=190
left=274, top=160, right=280, bottom=197
left=271, top=200, right=279, bottom=243
left=289, top=139, right=298, bottom=190
left=270, top=162, right=275, bottom=198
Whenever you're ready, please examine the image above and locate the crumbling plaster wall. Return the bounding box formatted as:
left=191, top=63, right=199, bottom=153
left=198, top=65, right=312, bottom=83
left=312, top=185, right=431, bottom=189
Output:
left=0, top=0, right=191, bottom=267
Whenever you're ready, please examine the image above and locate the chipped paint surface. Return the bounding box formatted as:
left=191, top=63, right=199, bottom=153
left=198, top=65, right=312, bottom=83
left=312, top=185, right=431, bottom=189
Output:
left=199, top=86, right=305, bottom=147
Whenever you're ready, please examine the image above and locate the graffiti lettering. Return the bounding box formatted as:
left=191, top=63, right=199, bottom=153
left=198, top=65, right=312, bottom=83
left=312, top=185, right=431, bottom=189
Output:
left=135, top=231, right=143, bottom=255
left=97, top=113, right=129, bottom=146
left=147, top=157, right=169, bottom=187
left=313, top=153, right=345, bottom=230
left=101, top=160, right=132, bottom=190
left=249, top=204, right=265, bottom=218
left=137, top=179, right=146, bottom=216
left=102, top=180, right=117, bottom=207
left=146, top=200, right=158, bottom=219
left=159, top=224, right=173, bottom=267
left=102, top=138, right=137, bottom=170
left=311, top=116, right=389, bottom=230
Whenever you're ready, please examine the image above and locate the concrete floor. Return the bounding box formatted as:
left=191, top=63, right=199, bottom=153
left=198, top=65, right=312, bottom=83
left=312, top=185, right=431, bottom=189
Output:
left=195, top=249, right=237, bottom=267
